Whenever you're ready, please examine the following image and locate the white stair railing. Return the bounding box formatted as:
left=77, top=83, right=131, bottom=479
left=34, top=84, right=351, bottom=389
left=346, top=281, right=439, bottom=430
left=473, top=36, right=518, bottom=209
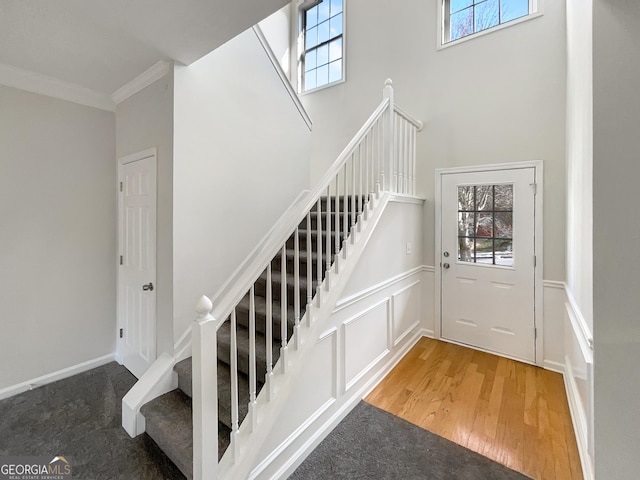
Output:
left=192, top=79, right=422, bottom=480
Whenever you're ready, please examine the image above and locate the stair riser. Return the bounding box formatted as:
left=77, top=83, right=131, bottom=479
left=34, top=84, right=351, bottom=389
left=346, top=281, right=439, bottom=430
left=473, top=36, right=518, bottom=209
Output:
left=299, top=213, right=360, bottom=231
left=318, top=195, right=368, bottom=210
left=234, top=306, right=296, bottom=342
left=253, top=278, right=317, bottom=304
left=285, top=233, right=341, bottom=255
left=271, top=254, right=328, bottom=277
left=217, top=338, right=280, bottom=380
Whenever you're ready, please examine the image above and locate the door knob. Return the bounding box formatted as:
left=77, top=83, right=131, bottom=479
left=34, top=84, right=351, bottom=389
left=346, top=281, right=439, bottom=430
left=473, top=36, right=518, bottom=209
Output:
left=142, top=282, right=154, bottom=291
left=443, top=263, right=450, bottom=269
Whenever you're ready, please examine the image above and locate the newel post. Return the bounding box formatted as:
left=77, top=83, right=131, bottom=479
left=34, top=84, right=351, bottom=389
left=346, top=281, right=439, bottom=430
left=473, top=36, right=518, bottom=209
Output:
left=193, top=295, right=218, bottom=480
left=383, top=78, right=395, bottom=193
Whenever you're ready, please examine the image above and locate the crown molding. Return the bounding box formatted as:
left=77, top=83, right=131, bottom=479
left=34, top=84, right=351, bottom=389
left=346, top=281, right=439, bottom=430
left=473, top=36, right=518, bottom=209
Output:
left=111, top=60, right=171, bottom=105
left=0, top=62, right=116, bottom=112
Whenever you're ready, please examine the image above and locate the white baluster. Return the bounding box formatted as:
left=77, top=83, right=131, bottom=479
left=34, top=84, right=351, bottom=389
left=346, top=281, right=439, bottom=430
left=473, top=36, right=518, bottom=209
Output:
left=230, top=308, right=239, bottom=461
left=383, top=78, right=394, bottom=192
left=351, top=153, right=356, bottom=244
left=393, top=113, right=400, bottom=193
left=412, top=125, right=417, bottom=195
left=265, top=265, right=273, bottom=400
left=342, top=163, right=349, bottom=258
left=378, top=116, right=383, bottom=196
left=325, top=185, right=331, bottom=291
left=358, top=141, right=364, bottom=229
left=334, top=174, right=340, bottom=274
left=192, top=295, right=217, bottom=480
left=316, top=198, right=322, bottom=305
left=397, top=115, right=407, bottom=193
left=405, top=120, right=410, bottom=194
left=306, top=213, right=312, bottom=325
left=248, top=286, right=257, bottom=432
left=364, top=132, right=370, bottom=220
left=294, top=227, right=300, bottom=349
left=280, top=245, right=287, bottom=373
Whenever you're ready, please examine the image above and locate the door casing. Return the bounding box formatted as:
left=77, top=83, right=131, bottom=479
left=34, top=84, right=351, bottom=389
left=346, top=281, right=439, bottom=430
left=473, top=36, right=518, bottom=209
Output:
left=435, top=161, right=544, bottom=365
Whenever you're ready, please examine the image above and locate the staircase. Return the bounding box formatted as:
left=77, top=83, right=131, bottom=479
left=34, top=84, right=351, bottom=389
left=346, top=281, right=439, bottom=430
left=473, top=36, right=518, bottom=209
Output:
left=128, top=79, right=423, bottom=480
left=139, top=200, right=359, bottom=478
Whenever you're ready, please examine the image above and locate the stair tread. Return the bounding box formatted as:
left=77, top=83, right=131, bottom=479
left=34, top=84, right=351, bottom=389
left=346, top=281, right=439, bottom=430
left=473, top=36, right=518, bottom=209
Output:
left=217, top=361, right=252, bottom=429
left=218, top=322, right=279, bottom=379
left=141, top=390, right=193, bottom=479
left=236, top=295, right=297, bottom=323
left=261, top=269, right=310, bottom=287
left=172, top=356, right=257, bottom=431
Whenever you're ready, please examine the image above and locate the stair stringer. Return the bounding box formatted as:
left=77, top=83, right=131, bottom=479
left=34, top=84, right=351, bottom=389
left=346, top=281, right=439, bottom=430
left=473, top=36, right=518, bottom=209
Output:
left=217, top=192, right=423, bottom=479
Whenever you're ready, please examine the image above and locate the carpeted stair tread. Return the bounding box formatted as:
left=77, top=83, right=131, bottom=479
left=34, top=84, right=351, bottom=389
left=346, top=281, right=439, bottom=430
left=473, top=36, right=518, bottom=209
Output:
left=235, top=295, right=296, bottom=341
left=170, top=357, right=253, bottom=433
left=141, top=390, right=193, bottom=479
left=217, top=361, right=252, bottom=429
left=261, top=269, right=310, bottom=289
left=217, top=321, right=279, bottom=381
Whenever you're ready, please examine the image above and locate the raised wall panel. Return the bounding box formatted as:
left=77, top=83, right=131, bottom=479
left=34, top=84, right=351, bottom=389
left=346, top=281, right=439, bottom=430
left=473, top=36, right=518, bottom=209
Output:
left=343, top=299, right=389, bottom=391
left=392, top=281, right=420, bottom=346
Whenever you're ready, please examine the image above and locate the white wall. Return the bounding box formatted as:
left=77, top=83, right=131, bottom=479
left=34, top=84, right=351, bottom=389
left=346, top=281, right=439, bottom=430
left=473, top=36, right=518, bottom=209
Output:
left=172, top=29, right=312, bottom=341
left=592, top=1, right=640, bottom=477
left=259, top=5, right=293, bottom=75
left=566, top=0, right=593, bottom=336
left=116, top=72, right=174, bottom=356
left=300, top=0, right=567, bottom=282
left=0, top=85, right=116, bottom=390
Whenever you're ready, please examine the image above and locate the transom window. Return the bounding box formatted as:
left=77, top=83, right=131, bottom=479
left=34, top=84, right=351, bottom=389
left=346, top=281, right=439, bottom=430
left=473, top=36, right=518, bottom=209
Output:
left=457, top=184, right=514, bottom=266
left=443, top=0, right=533, bottom=44
left=301, top=0, right=344, bottom=92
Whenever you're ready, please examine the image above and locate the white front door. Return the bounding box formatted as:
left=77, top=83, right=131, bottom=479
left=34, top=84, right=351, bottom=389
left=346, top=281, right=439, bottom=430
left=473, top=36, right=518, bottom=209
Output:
left=118, top=151, right=157, bottom=378
left=440, top=167, right=537, bottom=362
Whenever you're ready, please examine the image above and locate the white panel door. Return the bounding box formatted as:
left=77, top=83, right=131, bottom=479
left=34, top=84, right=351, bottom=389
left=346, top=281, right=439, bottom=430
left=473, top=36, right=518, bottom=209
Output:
left=119, top=154, right=157, bottom=378
left=441, top=167, right=536, bottom=362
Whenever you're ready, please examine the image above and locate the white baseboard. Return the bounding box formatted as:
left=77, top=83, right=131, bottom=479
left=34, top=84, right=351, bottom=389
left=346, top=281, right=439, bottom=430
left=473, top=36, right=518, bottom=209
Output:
left=543, top=359, right=565, bottom=374
left=564, top=356, right=594, bottom=480
left=423, top=328, right=435, bottom=338
left=0, top=353, right=115, bottom=401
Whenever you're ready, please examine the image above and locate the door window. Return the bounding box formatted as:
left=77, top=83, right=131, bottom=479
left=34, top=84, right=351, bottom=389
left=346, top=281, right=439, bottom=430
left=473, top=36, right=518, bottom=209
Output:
left=457, top=184, right=513, bottom=266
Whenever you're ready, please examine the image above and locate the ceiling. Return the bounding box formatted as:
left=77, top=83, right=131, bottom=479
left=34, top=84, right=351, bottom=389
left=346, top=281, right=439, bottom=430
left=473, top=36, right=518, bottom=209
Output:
left=0, top=0, right=289, bottom=96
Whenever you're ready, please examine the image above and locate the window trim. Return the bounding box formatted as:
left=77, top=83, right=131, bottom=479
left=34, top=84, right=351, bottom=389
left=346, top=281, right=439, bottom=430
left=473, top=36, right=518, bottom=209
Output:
left=437, top=0, right=544, bottom=50
left=296, top=0, right=346, bottom=95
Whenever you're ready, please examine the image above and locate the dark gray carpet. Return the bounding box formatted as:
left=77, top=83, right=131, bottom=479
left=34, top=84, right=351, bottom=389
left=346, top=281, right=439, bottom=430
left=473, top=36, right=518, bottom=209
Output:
left=0, top=362, right=185, bottom=480
left=289, top=402, right=532, bottom=480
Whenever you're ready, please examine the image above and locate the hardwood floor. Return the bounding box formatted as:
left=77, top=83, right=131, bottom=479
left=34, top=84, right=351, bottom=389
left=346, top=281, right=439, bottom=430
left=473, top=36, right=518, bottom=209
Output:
left=365, top=337, right=583, bottom=480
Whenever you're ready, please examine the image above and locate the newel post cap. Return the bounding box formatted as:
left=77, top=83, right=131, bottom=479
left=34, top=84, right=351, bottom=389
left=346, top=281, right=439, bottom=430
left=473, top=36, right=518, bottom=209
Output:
left=195, top=295, right=213, bottom=320
left=385, top=78, right=393, bottom=87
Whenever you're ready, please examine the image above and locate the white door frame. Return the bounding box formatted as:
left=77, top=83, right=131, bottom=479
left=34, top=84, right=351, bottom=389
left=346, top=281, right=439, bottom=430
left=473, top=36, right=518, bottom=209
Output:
left=115, top=148, right=158, bottom=367
left=435, top=161, right=544, bottom=365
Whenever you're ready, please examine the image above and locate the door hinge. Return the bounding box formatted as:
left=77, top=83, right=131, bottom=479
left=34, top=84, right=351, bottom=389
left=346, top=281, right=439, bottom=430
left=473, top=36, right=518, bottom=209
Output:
left=530, top=182, right=537, bottom=195
left=534, top=327, right=538, bottom=340
left=119, top=328, right=124, bottom=339
left=534, top=255, right=537, bottom=267
left=119, top=181, right=123, bottom=192
left=119, top=255, right=123, bottom=265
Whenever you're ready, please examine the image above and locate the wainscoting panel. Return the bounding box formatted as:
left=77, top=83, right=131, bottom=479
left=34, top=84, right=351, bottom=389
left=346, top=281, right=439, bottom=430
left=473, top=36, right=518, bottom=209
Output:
left=564, top=296, right=594, bottom=480
left=343, top=299, right=390, bottom=392
left=392, top=281, right=421, bottom=346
